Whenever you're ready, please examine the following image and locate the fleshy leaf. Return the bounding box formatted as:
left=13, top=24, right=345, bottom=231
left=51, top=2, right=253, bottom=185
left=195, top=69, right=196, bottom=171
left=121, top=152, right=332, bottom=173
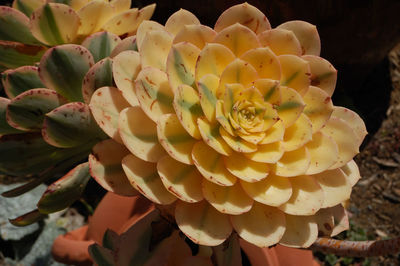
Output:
left=37, top=162, right=90, bottom=213
left=89, top=139, right=138, bottom=196
left=202, top=179, right=253, bottom=215
left=157, top=155, right=203, bottom=203
left=241, top=47, right=281, bottom=80
left=340, top=160, right=361, bottom=186
left=197, top=74, right=219, bottom=122
left=30, top=3, right=80, bottom=45
left=0, top=6, right=38, bottom=44
left=279, top=54, right=310, bottom=95
left=12, top=0, right=46, bottom=17
left=118, top=106, right=166, bottom=163
left=274, top=146, right=310, bottom=177
left=2, top=66, right=45, bottom=99
left=157, top=114, right=197, bottom=165
left=258, top=29, right=302, bottom=56
left=136, top=20, right=164, bottom=50
left=214, top=2, right=270, bottom=34
left=9, top=209, right=47, bottom=227
left=77, top=0, right=114, bottom=36
left=280, top=214, right=318, bottom=248
left=0, top=97, right=23, bottom=135
left=122, top=153, right=177, bottom=204
left=42, top=102, right=105, bottom=148
left=135, top=67, right=174, bottom=122
left=282, top=113, right=312, bottom=152
left=175, top=200, right=232, bottom=246
left=165, top=9, right=200, bottom=36
left=82, top=57, right=114, bottom=104
left=244, top=142, right=284, bottom=164
left=110, top=36, right=137, bottom=58
left=112, top=50, right=141, bottom=106
left=6, top=89, right=67, bottom=131
left=279, top=175, right=323, bottom=215
left=140, top=29, right=173, bottom=71
left=39, top=44, right=94, bottom=102
left=89, top=86, right=131, bottom=143
left=302, top=55, right=337, bottom=96
left=0, top=41, right=46, bottom=69
left=240, top=173, right=292, bottom=206
left=82, top=31, right=121, bottom=63
left=173, top=25, right=216, bottom=49
left=276, top=86, right=305, bottom=128
left=230, top=203, right=285, bottom=247
left=305, top=131, right=338, bottom=175
left=197, top=118, right=232, bottom=156
left=224, top=152, right=269, bottom=182
left=277, top=20, right=321, bottom=56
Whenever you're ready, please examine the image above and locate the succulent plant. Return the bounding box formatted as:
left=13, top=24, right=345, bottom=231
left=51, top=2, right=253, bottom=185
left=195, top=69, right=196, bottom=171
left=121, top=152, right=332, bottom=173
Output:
left=88, top=2, right=368, bottom=249
left=0, top=29, right=142, bottom=225
left=0, top=0, right=155, bottom=71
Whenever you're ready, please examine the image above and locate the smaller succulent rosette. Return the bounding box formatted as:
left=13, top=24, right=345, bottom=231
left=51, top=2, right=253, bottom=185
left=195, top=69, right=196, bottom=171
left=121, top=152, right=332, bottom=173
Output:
left=89, top=3, right=367, bottom=248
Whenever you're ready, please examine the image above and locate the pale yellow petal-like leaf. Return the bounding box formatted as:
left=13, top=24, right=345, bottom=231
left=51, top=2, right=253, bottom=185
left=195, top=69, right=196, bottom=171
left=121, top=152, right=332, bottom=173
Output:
left=157, top=156, right=203, bottom=203
left=197, top=118, right=232, bottom=156
left=303, top=85, right=333, bottom=133
left=89, top=139, right=138, bottom=196
left=258, top=29, right=302, bottom=56
left=224, top=152, right=269, bottom=182
left=213, top=23, right=260, bottom=57
left=197, top=74, right=219, bottom=122
left=231, top=203, right=285, bottom=247
left=313, top=168, right=351, bottom=208
left=202, top=179, right=253, bottom=215
left=173, top=84, right=203, bottom=139
left=102, top=4, right=156, bottom=36
left=219, top=127, right=257, bottom=153
left=276, top=86, right=305, bottom=128
left=140, top=30, right=173, bottom=71
left=175, top=201, right=232, bottom=246
left=223, top=83, right=244, bottom=114
left=122, top=154, right=177, bottom=204
left=136, top=20, right=165, bottom=50
left=110, top=0, right=130, bottom=13
left=215, top=100, right=235, bottom=136
left=157, top=114, right=196, bottom=165
left=195, top=43, right=235, bottom=83
left=253, top=79, right=281, bottom=106
left=315, top=207, right=335, bottom=236
left=135, top=67, right=174, bottom=122
left=167, top=42, right=200, bottom=92
left=279, top=175, right=323, bottom=215
left=331, top=106, right=367, bottom=147
left=330, top=204, right=350, bottom=236
left=31, top=3, right=80, bottom=45
left=112, top=50, right=140, bottom=106
left=214, top=2, right=270, bottom=34
left=89, top=86, right=130, bottom=143
left=192, top=141, right=236, bottom=186
left=217, top=59, right=259, bottom=97
left=165, top=9, right=200, bottom=36
left=279, top=54, right=310, bottom=95
left=340, top=160, right=361, bottom=186
left=305, top=132, right=338, bottom=175
left=119, top=107, right=166, bottom=163
left=240, top=173, right=292, bottom=206
left=274, top=147, right=310, bottom=177
left=77, top=0, right=115, bottom=36
left=320, top=117, right=359, bottom=169
left=278, top=21, right=321, bottom=56
left=240, top=47, right=281, bottom=80
left=174, top=25, right=217, bottom=49
left=302, top=55, right=337, bottom=96
left=260, top=120, right=284, bottom=144
left=280, top=214, right=318, bottom=248
left=282, top=113, right=312, bottom=152
left=245, top=142, right=284, bottom=164
left=69, top=0, right=90, bottom=11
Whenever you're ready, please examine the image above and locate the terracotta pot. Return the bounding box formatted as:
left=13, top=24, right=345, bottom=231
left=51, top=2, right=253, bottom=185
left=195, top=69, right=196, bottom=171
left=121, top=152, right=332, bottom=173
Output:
left=52, top=193, right=319, bottom=265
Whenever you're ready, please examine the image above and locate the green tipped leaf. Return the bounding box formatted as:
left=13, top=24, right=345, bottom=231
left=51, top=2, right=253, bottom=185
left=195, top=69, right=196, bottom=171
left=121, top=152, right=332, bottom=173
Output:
left=2, top=66, right=45, bottom=98
left=82, top=57, right=113, bottom=104
left=6, top=88, right=67, bottom=131
left=0, top=133, right=93, bottom=177
left=30, top=3, right=80, bottom=46
left=37, top=162, right=91, bottom=213
left=12, top=0, right=46, bottom=17
left=82, top=31, right=121, bottom=63
left=110, top=36, right=138, bottom=58
left=0, top=97, right=23, bottom=135
left=0, top=40, right=46, bottom=69
left=39, top=44, right=94, bottom=102
left=9, top=209, right=47, bottom=227
left=0, top=6, right=39, bottom=44
left=42, top=102, right=106, bottom=148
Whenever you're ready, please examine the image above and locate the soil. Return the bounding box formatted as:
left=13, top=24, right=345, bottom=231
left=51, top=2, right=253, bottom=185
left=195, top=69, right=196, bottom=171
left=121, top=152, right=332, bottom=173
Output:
left=345, top=44, right=400, bottom=265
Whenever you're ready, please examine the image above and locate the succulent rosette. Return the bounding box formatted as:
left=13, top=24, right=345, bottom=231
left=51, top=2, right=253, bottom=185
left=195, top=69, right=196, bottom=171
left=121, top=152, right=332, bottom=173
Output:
left=89, top=3, right=367, bottom=248
left=0, top=0, right=155, bottom=71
